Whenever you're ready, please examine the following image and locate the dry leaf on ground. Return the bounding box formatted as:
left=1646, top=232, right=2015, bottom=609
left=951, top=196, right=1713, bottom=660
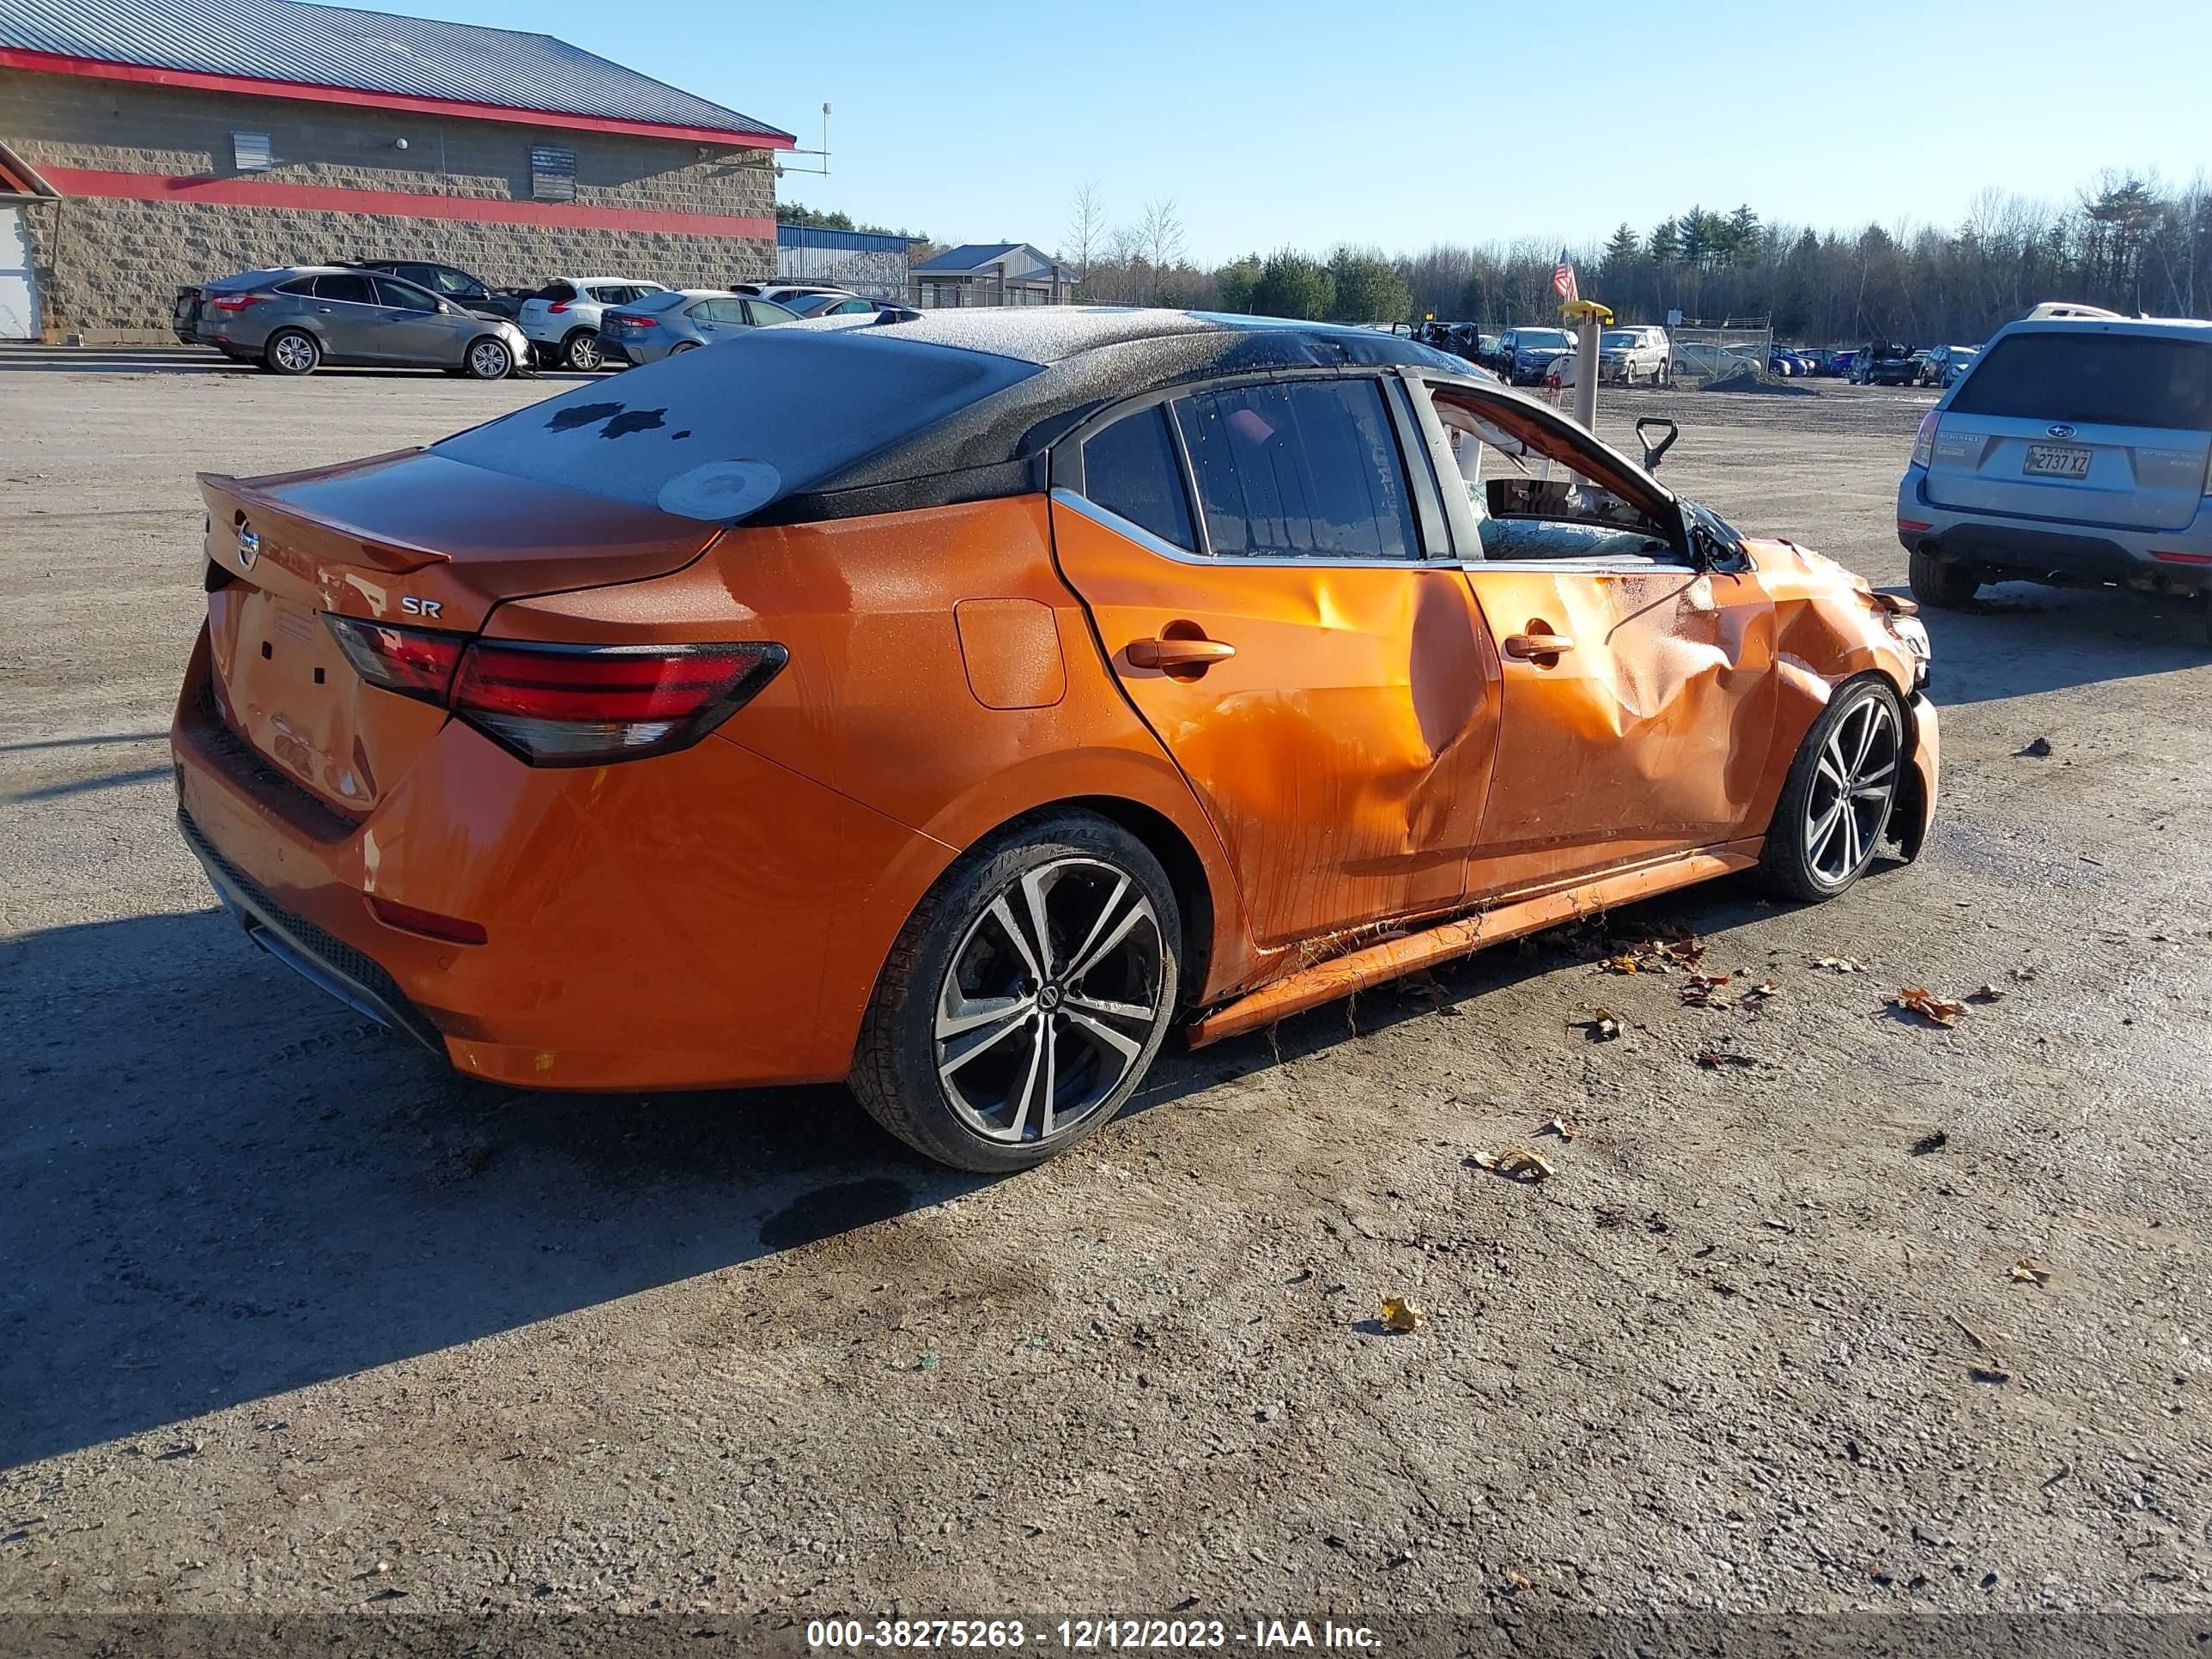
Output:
left=1814, top=957, right=1868, bottom=973
left=1601, top=935, right=1705, bottom=975
left=1575, top=1010, right=1621, bottom=1042
left=1540, top=1116, right=1577, bottom=1141
left=1681, top=972, right=1735, bottom=1008
left=1892, top=987, right=1967, bottom=1027
left=2012, top=1257, right=2052, bottom=1286
left=1967, top=983, right=2007, bottom=1003
left=1378, top=1295, right=1425, bottom=1333
left=1695, top=1049, right=1757, bottom=1069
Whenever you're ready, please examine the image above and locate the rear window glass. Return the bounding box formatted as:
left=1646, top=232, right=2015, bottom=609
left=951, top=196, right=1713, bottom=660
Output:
left=1949, top=331, right=2212, bottom=431
left=1083, top=406, right=1194, bottom=550
left=434, top=331, right=1041, bottom=516
left=1173, top=379, right=1418, bottom=562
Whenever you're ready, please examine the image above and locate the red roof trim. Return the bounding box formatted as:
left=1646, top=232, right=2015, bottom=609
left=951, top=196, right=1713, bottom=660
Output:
left=40, top=167, right=776, bottom=240
left=0, top=47, right=796, bottom=149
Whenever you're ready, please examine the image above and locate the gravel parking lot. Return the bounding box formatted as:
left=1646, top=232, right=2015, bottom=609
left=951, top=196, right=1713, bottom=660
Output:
left=3, top=350, right=2209, bottom=1642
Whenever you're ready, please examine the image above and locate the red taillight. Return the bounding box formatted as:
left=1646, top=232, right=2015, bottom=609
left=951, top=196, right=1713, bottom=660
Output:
left=2152, top=549, right=2212, bottom=564
left=453, top=640, right=787, bottom=764
left=547, top=301, right=571, bottom=314
left=621, top=314, right=655, bottom=328
left=212, top=294, right=265, bottom=313
left=1910, top=410, right=1940, bottom=469
left=1898, top=518, right=1934, bottom=533
left=324, top=617, right=786, bottom=764
left=323, top=615, right=465, bottom=703
left=367, top=894, right=488, bottom=945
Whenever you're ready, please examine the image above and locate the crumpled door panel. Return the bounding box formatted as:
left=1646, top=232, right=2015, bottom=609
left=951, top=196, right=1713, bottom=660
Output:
left=1050, top=499, right=1502, bottom=952
left=1461, top=563, right=1777, bottom=895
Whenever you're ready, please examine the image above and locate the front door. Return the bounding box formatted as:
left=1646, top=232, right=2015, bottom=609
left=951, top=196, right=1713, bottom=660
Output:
left=1049, top=378, right=1501, bottom=949
left=1415, top=380, right=1778, bottom=897
left=367, top=276, right=460, bottom=366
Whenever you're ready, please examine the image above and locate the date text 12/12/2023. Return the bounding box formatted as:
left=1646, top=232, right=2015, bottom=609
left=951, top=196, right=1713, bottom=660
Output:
left=805, top=1619, right=1384, bottom=1650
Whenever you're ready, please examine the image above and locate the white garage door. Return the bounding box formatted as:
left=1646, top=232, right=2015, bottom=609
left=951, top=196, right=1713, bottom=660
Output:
left=0, top=206, right=40, bottom=341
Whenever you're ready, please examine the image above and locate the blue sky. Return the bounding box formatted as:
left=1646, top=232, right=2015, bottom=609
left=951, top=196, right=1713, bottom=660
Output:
left=442, top=0, right=2210, bottom=262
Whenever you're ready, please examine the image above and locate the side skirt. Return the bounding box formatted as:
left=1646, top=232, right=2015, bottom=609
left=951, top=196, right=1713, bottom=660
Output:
left=1185, top=843, right=1760, bottom=1049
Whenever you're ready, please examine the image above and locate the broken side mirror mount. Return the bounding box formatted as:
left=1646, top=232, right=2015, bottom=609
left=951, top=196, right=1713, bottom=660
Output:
left=1637, top=416, right=1680, bottom=472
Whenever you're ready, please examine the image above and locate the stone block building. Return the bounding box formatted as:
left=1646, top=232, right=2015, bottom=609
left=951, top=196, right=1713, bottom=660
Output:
left=0, top=0, right=793, bottom=341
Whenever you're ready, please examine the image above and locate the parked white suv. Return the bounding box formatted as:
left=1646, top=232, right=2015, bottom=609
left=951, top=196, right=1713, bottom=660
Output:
left=1599, top=325, right=1670, bottom=386
left=519, top=278, right=668, bottom=370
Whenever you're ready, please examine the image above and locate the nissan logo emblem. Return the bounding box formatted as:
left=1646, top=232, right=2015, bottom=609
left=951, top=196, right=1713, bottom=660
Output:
left=2046, top=423, right=2076, bottom=439
left=236, top=524, right=260, bottom=569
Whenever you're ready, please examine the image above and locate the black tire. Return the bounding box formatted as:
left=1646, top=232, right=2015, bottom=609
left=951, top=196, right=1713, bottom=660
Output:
left=851, top=812, right=1182, bottom=1173
left=562, top=329, right=604, bottom=371
left=463, top=337, right=514, bottom=380
left=1908, top=547, right=1981, bottom=608
left=668, top=340, right=701, bottom=356
left=263, top=329, right=319, bottom=376
left=1758, top=678, right=1908, bottom=904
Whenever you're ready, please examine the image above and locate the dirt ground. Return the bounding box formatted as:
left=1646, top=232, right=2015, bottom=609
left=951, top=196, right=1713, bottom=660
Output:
left=3, top=349, right=2209, bottom=1644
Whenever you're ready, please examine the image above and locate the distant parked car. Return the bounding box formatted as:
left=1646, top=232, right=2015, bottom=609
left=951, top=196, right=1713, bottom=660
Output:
left=173, top=266, right=532, bottom=378
left=1850, top=343, right=1918, bottom=386
left=1600, top=325, right=1669, bottom=385
left=1671, top=340, right=1766, bottom=380
left=518, top=278, right=669, bottom=371
left=780, top=290, right=889, bottom=319
left=1497, top=326, right=1576, bottom=386
left=1770, top=344, right=1818, bottom=377
left=599, top=290, right=802, bottom=365
left=345, top=260, right=529, bottom=321
left=1815, top=349, right=1858, bottom=378
left=1923, top=344, right=1980, bottom=386
left=1897, top=313, right=2212, bottom=636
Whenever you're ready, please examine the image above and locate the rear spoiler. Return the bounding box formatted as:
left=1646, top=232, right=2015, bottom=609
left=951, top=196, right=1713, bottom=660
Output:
left=199, top=452, right=454, bottom=574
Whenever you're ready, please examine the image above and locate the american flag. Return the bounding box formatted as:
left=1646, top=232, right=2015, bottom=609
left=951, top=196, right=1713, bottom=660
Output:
left=1552, top=251, right=1578, bottom=304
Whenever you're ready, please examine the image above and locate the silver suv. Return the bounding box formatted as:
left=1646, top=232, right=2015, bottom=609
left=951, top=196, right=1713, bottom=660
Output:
left=1897, top=315, right=2212, bottom=631
left=176, top=266, right=533, bottom=379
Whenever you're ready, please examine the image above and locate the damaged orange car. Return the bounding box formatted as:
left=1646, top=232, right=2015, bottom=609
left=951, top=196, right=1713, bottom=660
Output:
left=173, top=309, right=1938, bottom=1171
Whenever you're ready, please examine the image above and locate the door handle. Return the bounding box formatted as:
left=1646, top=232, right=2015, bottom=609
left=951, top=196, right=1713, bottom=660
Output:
left=1127, top=635, right=1237, bottom=671
left=1502, top=631, right=1575, bottom=660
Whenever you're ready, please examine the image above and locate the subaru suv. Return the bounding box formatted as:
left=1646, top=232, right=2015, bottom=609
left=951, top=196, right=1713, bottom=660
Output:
left=1897, top=315, right=2212, bottom=634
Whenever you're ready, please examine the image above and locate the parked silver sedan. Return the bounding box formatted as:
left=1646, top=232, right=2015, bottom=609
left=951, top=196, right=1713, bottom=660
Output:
left=176, top=265, right=532, bottom=378
left=599, top=289, right=801, bottom=365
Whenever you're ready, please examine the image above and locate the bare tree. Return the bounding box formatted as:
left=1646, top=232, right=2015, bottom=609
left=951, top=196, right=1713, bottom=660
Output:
left=1139, top=198, right=1187, bottom=301
left=1063, top=181, right=1105, bottom=289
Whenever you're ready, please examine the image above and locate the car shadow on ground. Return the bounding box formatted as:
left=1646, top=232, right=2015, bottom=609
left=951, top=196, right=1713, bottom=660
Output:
left=1893, top=580, right=2206, bottom=706
left=0, top=872, right=1776, bottom=1468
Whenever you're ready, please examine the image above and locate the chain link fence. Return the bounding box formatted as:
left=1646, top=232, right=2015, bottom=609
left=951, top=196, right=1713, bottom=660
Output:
left=1667, top=318, right=1773, bottom=386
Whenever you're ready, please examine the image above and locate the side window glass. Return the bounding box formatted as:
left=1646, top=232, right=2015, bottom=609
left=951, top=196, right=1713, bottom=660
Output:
left=313, top=274, right=377, bottom=305
left=744, top=299, right=799, bottom=325
left=1172, top=380, right=1418, bottom=561
left=1081, top=405, right=1195, bottom=551
left=374, top=277, right=438, bottom=313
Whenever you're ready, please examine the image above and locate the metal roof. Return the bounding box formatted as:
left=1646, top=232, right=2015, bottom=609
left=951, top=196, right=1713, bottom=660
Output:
left=0, top=0, right=793, bottom=143
left=912, top=243, right=1051, bottom=276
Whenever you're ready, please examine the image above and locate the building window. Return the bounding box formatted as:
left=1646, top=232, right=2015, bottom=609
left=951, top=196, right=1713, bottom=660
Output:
left=232, top=132, right=272, bottom=173
left=530, top=146, right=576, bottom=203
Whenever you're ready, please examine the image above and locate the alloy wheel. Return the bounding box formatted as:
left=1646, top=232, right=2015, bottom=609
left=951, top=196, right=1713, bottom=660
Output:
left=470, top=340, right=510, bottom=379
left=933, top=857, right=1165, bottom=1146
left=1805, top=696, right=1899, bottom=885
left=273, top=333, right=315, bottom=373
left=567, top=332, right=602, bottom=371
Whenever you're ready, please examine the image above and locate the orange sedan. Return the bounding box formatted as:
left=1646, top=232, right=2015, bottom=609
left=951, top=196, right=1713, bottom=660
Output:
left=172, top=309, right=1937, bottom=1170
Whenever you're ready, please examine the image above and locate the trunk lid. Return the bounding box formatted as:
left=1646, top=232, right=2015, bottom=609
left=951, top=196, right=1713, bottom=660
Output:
left=197, top=448, right=720, bottom=817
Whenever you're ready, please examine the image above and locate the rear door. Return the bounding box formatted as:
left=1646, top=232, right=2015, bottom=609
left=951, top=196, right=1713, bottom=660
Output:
left=307, top=272, right=382, bottom=361
left=1049, top=376, right=1501, bottom=946
left=1925, top=328, right=2212, bottom=532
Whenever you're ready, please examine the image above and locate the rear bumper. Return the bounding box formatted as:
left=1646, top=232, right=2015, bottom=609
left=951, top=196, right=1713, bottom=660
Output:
left=1895, top=469, right=2212, bottom=591
left=179, top=808, right=447, bottom=1056
left=168, top=629, right=931, bottom=1091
